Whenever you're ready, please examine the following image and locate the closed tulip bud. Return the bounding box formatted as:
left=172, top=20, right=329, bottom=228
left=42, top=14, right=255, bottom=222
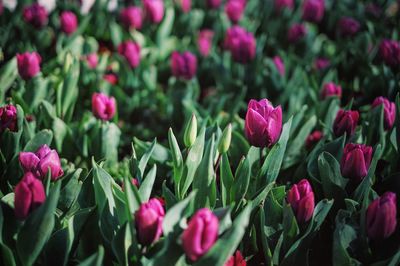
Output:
left=19, top=145, right=64, bottom=180
left=371, top=97, right=396, bottom=130
left=333, top=109, right=359, bottom=137
left=305, top=130, right=323, bottom=149
left=337, top=17, right=360, bottom=37
left=91, top=93, right=116, bottom=121
left=313, top=57, right=330, bottom=71
left=320, top=82, right=342, bottom=99
left=182, top=208, right=219, bottom=262
left=379, top=39, right=400, bottom=67
left=275, top=0, right=294, bottom=12
left=225, top=250, right=247, bottom=266
left=272, top=56, right=285, bottom=76
left=230, top=32, right=256, bottom=64
left=60, top=11, right=78, bottom=35
left=103, top=73, right=118, bottom=85
left=287, top=179, right=315, bottom=223
left=134, top=198, right=165, bottom=245
left=302, top=0, right=325, bottom=23
left=120, top=6, right=143, bottom=30
left=23, top=3, right=48, bottom=28
left=225, top=0, right=246, bottom=23
left=218, top=124, right=232, bottom=154
left=224, top=26, right=246, bottom=50
left=179, top=0, right=191, bottom=13
left=207, top=0, right=222, bottom=9
left=366, top=192, right=397, bottom=240
left=118, top=41, right=141, bottom=69
left=340, top=143, right=373, bottom=183
left=14, top=172, right=46, bottom=219
left=287, top=23, right=307, bottom=43
left=184, top=114, right=197, bottom=148
left=143, top=0, right=164, bottom=24
left=85, top=53, right=98, bottom=69
left=245, top=99, right=282, bottom=148
left=171, top=51, right=197, bottom=80
left=198, top=30, right=214, bottom=57
left=0, top=104, right=18, bottom=132
left=17, top=52, right=41, bottom=80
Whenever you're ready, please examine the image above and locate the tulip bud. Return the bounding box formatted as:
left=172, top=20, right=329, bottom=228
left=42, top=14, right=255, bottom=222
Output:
left=23, top=3, right=48, bottom=28
left=103, top=73, right=118, bottom=85
left=224, top=26, right=246, bottom=50
left=91, top=93, right=116, bottom=121
left=14, top=172, right=46, bottom=219
left=379, top=39, right=400, bottom=67
left=245, top=99, right=282, bottom=148
left=313, top=57, right=330, bottom=71
left=143, top=0, right=164, bottom=24
left=170, top=51, right=197, bottom=80
left=272, top=56, right=285, bottom=76
left=60, top=11, right=78, bottom=35
left=198, top=30, right=214, bottom=57
left=184, top=114, right=197, bottom=148
left=229, top=31, right=256, bottom=64
left=340, top=143, right=373, bottom=183
left=0, top=104, right=18, bottom=132
left=287, top=179, right=315, bottom=223
left=134, top=198, right=165, bottom=245
left=207, top=0, right=222, bottom=9
left=225, top=250, right=246, bottom=266
left=371, top=97, right=396, bottom=130
left=225, top=0, right=246, bottom=24
left=179, top=0, right=191, bottom=13
left=118, top=41, right=141, bottom=69
left=305, top=130, right=323, bottom=149
left=85, top=53, right=98, bottom=69
left=366, top=192, right=397, bottom=240
left=218, top=124, right=232, bottom=154
left=320, top=82, right=342, bottom=100
left=19, top=145, right=64, bottom=180
left=287, top=23, right=307, bottom=43
left=333, top=109, right=359, bottom=137
left=16, top=52, right=41, bottom=80
left=182, top=208, right=219, bottom=262
left=274, top=0, right=294, bottom=12
left=120, top=6, right=143, bottom=30
left=302, top=0, right=325, bottom=23
left=337, top=17, right=360, bottom=37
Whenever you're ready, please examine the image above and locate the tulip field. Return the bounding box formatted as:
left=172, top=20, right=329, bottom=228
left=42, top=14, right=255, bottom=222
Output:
left=1, top=0, right=400, bottom=265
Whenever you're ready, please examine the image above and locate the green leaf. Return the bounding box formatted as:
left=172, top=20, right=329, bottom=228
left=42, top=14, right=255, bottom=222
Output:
left=318, top=152, right=348, bottom=200
left=0, top=57, right=18, bottom=103
left=156, top=8, right=175, bottom=47
left=138, top=164, right=157, bottom=202
left=59, top=56, right=80, bottom=122
left=138, top=138, right=157, bottom=177
left=0, top=206, right=16, bottom=266
left=194, top=205, right=251, bottom=266
left=168, top=128, right=183, bottom=189
left=92, top=159, right=116, bottom=215
left=78, top=246, right=104, bottom=266
left=220, top=153, right=234, bottom=206
left=231, top=157, right=250, bottom=205
left=111, top=222, right=133, bottom=266
left=23, top=129, right=53, bottom=152
left=17, top=182, right=61, bottom=266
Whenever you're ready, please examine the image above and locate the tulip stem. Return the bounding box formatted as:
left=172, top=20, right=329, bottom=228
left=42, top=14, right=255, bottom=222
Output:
left=259, top=148, right=264, bottom=169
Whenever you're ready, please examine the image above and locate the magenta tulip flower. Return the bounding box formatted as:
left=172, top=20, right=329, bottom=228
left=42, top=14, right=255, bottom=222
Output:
left=379, top=39, right=400, bottom=67
left=134, top=198, right=165, bottom=245
left=91, top=93, right=116, bottom=121
left=302, top=0, right=325, bottom=23
left=85, top=53, right=98, bottom=69
left=0, top=104, right=17, bottom=132
left=120, top=6, right=143, bottom=30
left=371, top=97, right=396, bottom=130
left=17, top=52, right=41, bottom=80
left=337, top=17, right=360, bottom=37
left=60, top=11, right=78, bottom=35
left=182, top=208, right=219, bottom=262
left=340, top=143, right=373, bottom=183
left=366, top=192, right=397, bottom=240
left=118, top=41, right=141, bottom=69
left=305, top=130, right=323, bottom=149
left=143, top=0, right=164, bottom=24
left=287, top=23, right=307, bottom=43
left=23, top=3, right=48, bottom=28
left=225, top=250, right=247, bottom=266
left=287, top=179, right=315, bottom=223
left=170, top=51, right=197, bottom=80
left=207, top=0, right=222, bottom=9
left=333, top=109, right=359, bottom=137
left=272, top=56, right=285, bottom=76
left=225, top=0, right=246, bottom=24
left=245, top=99, right=282, bottom=148
left=274, top=0, right=294, bottom=12
left=320, top=82, right=342, bottom=100
left=198, top=30, right=214, bottom=57
left=14, top=172, right=46, bottom=219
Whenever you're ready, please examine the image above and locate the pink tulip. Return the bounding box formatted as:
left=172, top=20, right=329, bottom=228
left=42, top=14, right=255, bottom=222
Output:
left=225, top=250, right=247, bottom=266
left=379, top=39, right=400, bottom=67
left=287, top=179, right=315, bottom=223
left=371, top=97, right=396, bottom=130
left=313, top=57, right=330, bottom=71
left=333, top=109, right=359, bottom=137
left=91, top=93, right=116, bottom=121
left=134, top=198, right=165, bottom=245
left=0, top=104, right=17, bottom=132
left=225, top=0, right=246, bottom=24
left=366, top=192, right=397, bottom=240
left=19, top=145, right=64, bottom=181
left=179, top=0, right=191, bottom=13
left=17, top=52, right=41, bottom=80
left=337, top=17, right=360, bottom=37
left=245, top=99, right=282, bottom=148
left=85, top=53, right=98, bottom=69
left=302, top=0, right=325, bottom=23
left=120, top=6, right=143, bottom=30
left=103, top=73, right=118, bottom=85
left=143, top=0, right=164, bottom=24
left=340, top=143, right=373, bottom=183
left=274, top=0, right=294, bottom=12
left=320, top=82, right=342, bottom=99
left=60, top=11, right=78, bottom=35
left=118, top=41, right=141, bottom=69
left=287, top=23, right=307, bottom=43
left=305, top=130, right=323, bottom=149
left=198, top=30, right=214, bottom=57
left=207, top=0, right=222, bottom=9
left=272, top=56, right=285, bottom=76
left=182, top=208, right=219, bottom=262
left=23, top=3, right=48, bottom=28
left=170, top=51, right=197, bottom=80
left=14, top=172, right=46, bottom=219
